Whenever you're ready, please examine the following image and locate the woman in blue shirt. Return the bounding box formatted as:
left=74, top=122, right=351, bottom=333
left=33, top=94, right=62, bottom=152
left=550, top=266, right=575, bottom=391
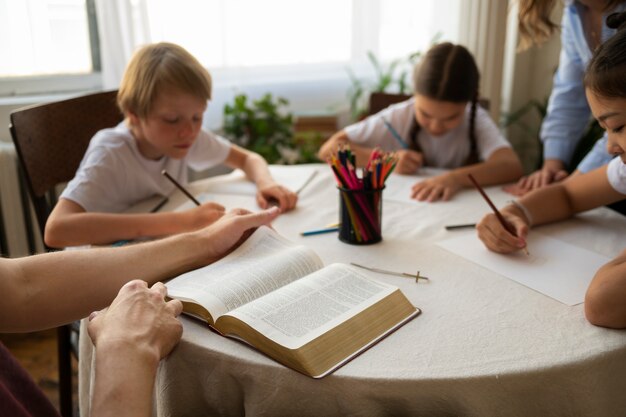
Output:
left=507, top=0, right=626, bottom=195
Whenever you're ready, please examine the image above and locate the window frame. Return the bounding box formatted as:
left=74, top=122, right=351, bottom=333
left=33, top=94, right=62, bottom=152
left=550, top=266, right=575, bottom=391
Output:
left=0, top=0, right=103, bottom=98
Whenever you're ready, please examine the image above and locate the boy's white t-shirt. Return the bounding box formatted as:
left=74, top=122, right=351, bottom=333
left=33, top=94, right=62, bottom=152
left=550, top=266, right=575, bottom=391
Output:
left=344, top=98, right=511, bottom=168
left=606, top=156, right=626, bottom=195
left=61, top=122, right=232, bottom=213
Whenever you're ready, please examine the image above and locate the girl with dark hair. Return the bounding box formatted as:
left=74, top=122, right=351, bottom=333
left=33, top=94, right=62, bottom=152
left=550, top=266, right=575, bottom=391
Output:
left=319, top=42, right=522, bottom=202
left=476, top=11, right=626, bottom=328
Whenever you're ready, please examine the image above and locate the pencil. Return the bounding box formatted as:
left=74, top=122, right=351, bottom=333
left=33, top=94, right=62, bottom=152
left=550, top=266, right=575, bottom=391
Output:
left=382, top=117, right=409, bottom=149
left=296, top=169, right=318, bottom=195
left=467, top=174, right=529, bottom=255
left=445, top=223, right=476, bottom=230
left=300, top=226, right=340, bottom=236
left=161, top=170, right=201, bottom=206
left=150, top=196, right=169, bottom=213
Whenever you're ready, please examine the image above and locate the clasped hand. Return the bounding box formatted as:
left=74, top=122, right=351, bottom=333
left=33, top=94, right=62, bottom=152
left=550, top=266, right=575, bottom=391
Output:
left=88, top=280, right=183, bottom=364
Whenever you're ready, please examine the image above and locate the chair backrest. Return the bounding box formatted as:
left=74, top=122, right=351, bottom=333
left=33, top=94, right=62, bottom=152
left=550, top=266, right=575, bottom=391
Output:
left=368, top=92, right=412, bottom=116
left=368, top=91, right=491, bottom=116
left=10, top=90, right=123, bottom=237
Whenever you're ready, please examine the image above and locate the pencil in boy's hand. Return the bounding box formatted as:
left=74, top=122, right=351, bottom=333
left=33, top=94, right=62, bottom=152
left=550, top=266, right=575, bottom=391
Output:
left=467, top=174, right=529, bottom=255
left=161, top=170, right=201, bottom=206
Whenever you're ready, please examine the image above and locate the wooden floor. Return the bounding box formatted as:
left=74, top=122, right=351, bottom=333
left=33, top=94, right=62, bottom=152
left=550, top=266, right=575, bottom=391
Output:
left=1, top=329, right=78, bottom=416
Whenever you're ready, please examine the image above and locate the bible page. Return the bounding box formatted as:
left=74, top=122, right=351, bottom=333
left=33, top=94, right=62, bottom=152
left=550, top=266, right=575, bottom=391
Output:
left=165, top=226, right=323, bottom=319
left=226, top=263, right=397, bottom=349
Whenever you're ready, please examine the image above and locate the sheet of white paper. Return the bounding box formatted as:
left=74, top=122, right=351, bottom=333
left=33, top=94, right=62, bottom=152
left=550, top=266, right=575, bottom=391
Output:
left=383, top=168, right=447, bottom=204
left=436, top=232, right=611, bottom=305
left=203, top=165, right=318, bottom=196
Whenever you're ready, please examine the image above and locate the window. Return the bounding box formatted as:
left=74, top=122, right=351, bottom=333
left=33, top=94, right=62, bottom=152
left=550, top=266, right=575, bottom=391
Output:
left=121, top=0, right=461, bottom=127
left=0, top=0, right=100, bottom=96
left=142, top=0, right=352, bottom=68
left=134, top=0, right=460, bottom=85
left=0, top=0, right=461, bottom=98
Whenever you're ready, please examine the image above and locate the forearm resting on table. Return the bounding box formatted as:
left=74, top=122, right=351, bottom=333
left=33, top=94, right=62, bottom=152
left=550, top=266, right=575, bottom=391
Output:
left=45, top=210, right=200, bottom=247
left=585, top=251, right=626, bottom=329
left=514, top=166, right=622, bottom=227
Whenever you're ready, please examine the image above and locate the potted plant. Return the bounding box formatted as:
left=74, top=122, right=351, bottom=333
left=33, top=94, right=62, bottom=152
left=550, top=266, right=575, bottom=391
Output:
left=501, top=97, right=603, bottom=171
left=222, top=93, right=323, bottom=164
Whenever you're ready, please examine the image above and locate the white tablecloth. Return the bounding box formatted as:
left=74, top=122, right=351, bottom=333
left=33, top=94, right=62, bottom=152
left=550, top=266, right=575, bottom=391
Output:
left=80, top=164, right=626, bottom=417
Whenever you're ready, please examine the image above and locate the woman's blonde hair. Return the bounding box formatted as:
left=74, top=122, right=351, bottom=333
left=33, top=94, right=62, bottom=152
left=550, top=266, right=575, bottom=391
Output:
left=117, top=42, right=212, bottom=117
left=517, top=0, right=625, bottom=51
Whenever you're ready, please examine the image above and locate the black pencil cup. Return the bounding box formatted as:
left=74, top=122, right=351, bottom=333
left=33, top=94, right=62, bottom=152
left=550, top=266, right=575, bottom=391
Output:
left=338, top=187, right=384, bottom=245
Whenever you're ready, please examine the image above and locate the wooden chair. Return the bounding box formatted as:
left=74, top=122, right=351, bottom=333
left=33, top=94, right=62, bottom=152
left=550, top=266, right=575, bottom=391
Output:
left=368, top=92, right=412, bottom=116
left=368, top=91, right=490, bottom=116
left=9, top=89, right=123, bottom=417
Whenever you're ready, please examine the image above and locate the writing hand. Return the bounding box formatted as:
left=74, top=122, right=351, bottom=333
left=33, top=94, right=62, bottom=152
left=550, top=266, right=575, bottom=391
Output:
left=476, top=210, right=529, bottom=254
left=395, top=150, right=423, bottom=174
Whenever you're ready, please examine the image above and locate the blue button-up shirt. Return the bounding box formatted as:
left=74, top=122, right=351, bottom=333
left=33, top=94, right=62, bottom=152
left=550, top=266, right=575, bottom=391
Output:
left=540, top=0, right=625, bottom=172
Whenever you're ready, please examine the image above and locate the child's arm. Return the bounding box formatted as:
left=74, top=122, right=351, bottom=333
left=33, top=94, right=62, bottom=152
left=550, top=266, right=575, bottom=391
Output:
left=585, top=249, right=626, bottom=329
left=318, top=130, right=423, bottom=173
left=223, top=145, right=297, bottom=211
left=411, top=147, right=523, bottom=202
left=476, top=165, right=624, bottom=254
left=45, top=198, right=225, bottom=248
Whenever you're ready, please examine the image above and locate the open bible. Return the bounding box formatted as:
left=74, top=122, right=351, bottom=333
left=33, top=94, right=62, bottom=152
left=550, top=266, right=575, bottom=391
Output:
left=165, top=226, right=420, bottom=378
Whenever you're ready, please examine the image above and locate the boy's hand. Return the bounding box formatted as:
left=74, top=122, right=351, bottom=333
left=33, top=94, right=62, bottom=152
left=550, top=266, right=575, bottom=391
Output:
left=476, top=207, right=529, bottom=254
left=256, top=184, right=298, bottom=212
left=395, top=150, right=423, bottom=174
left=185, top=202, right=225, bottom=229
left=411, top=172, right=461, bottom=202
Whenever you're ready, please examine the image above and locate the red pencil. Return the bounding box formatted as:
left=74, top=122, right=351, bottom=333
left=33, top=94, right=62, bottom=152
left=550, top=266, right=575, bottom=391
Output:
left=467, top=174, right=529, bottom=255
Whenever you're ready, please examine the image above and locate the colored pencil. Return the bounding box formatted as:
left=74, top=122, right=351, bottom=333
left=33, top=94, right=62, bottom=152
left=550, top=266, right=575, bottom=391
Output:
left=382, top=117, right=409, bottom=149
left=300, top=226, right=340, bottom=236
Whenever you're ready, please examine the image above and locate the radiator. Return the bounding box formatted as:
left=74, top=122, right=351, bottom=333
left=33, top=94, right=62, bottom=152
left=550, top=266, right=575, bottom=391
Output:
left=0, top=142, right=44, bottom=257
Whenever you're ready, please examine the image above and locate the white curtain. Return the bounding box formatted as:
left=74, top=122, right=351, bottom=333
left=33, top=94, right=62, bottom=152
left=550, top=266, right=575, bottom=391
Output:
left=93, top=0, right=510, bottom=122
left=457, top=0, right=510, bottom=122
left=95, top=0, right=149, bottom=89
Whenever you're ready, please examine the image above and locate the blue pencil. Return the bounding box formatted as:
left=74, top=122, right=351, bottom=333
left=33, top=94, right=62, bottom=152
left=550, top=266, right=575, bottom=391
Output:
left=300, top=226, right=340, bottom=236
left=382, top=117, right=409, bottom=149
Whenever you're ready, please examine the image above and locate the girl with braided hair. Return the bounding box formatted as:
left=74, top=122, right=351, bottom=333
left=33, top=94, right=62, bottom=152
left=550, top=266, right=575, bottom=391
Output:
left=319, top=42, right=522, bottom=202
